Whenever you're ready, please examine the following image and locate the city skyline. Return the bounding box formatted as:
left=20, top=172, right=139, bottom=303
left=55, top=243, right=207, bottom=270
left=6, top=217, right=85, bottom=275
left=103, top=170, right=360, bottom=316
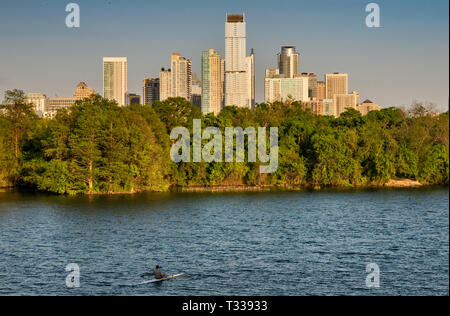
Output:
left=0, top=0, right=449, bottom=110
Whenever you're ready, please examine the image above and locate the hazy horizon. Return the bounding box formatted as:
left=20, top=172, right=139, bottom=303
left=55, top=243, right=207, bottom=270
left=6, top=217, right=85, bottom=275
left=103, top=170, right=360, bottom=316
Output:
left=0, top=0, right=448, bottom=110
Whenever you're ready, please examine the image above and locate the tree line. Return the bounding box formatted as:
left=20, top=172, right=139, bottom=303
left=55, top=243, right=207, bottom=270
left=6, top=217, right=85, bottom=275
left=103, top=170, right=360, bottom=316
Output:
left=0, top=90, right=448, bottom=194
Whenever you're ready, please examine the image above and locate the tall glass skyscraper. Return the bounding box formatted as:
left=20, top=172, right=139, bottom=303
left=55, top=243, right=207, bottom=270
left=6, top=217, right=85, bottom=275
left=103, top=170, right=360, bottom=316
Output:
left=277, top=46, right=300, bottom=78
left=201, top=49, right=222, bottom=115
left=103, top=57, right=127, bottom=106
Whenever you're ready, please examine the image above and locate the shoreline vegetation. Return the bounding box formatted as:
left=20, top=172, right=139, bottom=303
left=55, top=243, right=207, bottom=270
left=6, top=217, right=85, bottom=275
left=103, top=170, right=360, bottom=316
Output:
left=1, top=90, right=449, bottom=195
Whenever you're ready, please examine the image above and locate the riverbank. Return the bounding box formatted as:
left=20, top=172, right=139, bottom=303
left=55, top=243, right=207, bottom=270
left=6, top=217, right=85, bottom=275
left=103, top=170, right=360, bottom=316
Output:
left=178, top=179, right=428, bottom=193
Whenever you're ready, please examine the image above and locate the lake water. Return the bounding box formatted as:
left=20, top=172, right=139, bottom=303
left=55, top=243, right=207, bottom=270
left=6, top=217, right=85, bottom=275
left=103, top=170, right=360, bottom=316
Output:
left=0, top=187, right=448, bottom=296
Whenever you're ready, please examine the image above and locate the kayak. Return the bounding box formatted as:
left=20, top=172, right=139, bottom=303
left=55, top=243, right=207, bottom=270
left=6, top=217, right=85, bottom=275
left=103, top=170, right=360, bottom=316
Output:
left=133, top=273, right=185, bottom=285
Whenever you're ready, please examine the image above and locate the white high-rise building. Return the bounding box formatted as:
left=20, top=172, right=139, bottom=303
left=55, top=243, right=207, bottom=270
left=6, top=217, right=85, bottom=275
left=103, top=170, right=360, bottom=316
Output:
left=26, top=93, right=47, bottom=115
left=224, top=14, right=254, bottom=108
left=264, top=76, right=309, bottom=103
left=103, top=57, right=128, bottom=106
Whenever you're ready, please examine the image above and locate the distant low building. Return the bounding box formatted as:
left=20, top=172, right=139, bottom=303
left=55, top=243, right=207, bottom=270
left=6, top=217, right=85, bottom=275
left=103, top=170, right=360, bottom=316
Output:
left=321, top=99, right=334, bottom=116
left=143, top=78, right=160, bottom=105
left=126, top=93, right=141, bottom=106
left=26, top=93, right=47, bottom=116
left=301, top=98, right=323, bottom=115
left=46, top=82, right=96, bottom=114
left=334, top=91, right=360, bottom=117
left=357, top=99, right=382, bottom=115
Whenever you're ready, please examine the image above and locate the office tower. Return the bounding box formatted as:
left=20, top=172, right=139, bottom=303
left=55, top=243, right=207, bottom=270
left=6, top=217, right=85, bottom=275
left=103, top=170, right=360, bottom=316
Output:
left=159, top=68, right=172, bottom=101
left=171, top=53, right=192, bottom=101
left=301, top=99, right=323, bottom=115
left=357, top=99, right=382, bottom=115
left=322, top=99, right=334, bottom=116
left=264, top=76, right=308, bottom=103
left=334, top=91, right=360, bottom=116
left=317, top=81, right=326, bottom=100
left=295, top=73, right=318, bottom=99
left=325, top=73, right=348, bottom=100
left=225, top=14, right=252, bottom=108
left=246, top=48, right=255, bottom=108
left=143, top=78, right=160, bottom=105
left=125, top=93, right=141, bottom=106
left=277, top=46, right=300, bottom=78
left=103, top=57, right=128, bottom=106
left=26, top=93, right=47, bottom=115
left=201, top=49, right=222, bottom=115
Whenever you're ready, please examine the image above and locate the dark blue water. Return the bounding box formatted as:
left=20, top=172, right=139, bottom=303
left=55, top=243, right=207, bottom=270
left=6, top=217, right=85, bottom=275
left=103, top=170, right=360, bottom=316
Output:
left=0, top=188, right=448, bottom=296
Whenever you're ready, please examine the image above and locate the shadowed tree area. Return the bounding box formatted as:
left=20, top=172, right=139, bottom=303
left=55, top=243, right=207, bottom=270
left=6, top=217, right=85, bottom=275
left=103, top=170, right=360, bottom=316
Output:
left=0, top=91, right=448, bottom=194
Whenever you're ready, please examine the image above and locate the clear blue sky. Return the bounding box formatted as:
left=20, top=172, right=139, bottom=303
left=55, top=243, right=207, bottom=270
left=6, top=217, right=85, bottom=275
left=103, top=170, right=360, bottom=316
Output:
left=0, top=0, right=448, bottom=109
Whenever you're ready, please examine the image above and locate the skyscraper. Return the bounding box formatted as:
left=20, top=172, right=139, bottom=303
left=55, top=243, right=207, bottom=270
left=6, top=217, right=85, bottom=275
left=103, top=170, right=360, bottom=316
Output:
left=171, top=53, right=192, bottom=101
left=143, top=78, right=160, bottom=104
left=201, top=49, right=222, bottom=115
left=225, top=14, right=253, bottom=108
left=159, top=68, right=172, bottom=101
left=325, top=73, right=348, bottom=100
left=103, top=57, right=127, bottom=106
left=278, top=46, right=300, bottom=78
left=295, top=73, right=318, bottom=99
left=334, top=91, right=360, bottom=116
left=317, top=81, right=326, bottom=100
left=246, top=49, right=255, bottom=107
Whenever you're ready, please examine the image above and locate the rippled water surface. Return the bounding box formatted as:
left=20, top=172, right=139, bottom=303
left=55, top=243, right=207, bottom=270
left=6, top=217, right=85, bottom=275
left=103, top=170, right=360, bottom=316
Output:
left=0, top=188, right=448, bottom=296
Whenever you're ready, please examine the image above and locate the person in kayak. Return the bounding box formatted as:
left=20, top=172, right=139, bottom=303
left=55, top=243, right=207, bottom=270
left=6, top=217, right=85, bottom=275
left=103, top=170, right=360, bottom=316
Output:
left=152, top=265, right=166, bottom=279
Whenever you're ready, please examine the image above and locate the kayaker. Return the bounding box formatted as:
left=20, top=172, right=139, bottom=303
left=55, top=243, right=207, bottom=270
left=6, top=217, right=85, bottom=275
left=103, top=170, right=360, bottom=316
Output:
left=152, top=265, right=166, bottom=279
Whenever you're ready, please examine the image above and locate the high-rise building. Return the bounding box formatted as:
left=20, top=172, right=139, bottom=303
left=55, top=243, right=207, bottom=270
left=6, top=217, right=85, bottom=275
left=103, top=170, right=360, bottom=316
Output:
left=143, top=78, right=160, bottom=105
left=325, top=73, right=348, bottom=100
left=322, top=99, right=334, bottom=116
left=26, top=93, right=47, bottom=115
left=159, top=68, right=172, bottom=101
left=103, top=57, right=128, bottom=106
left=264, top=76, right=309, bottom=103
left=278, top=46, right=300, bottom=78
left=317, top=81, right=326, bottom=100
left=295, top=73, right=318, bottom=99
left=225, top=14, right=252, bottom=108
left=125, top=93, right=141, bottom=106
left=246, top=49, right=255, bottom=108
left=201, top=49, right=222, bottom=115
left=334, top=91, right=360, bottom=116
left=171, top=53, right=192, bottom=101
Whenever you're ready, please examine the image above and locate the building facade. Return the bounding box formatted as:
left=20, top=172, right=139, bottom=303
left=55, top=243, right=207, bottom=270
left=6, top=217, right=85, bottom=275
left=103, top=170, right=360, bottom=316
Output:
left=201, top=49, right=222, bottom=115
left=325, top=73, right=348, bottom=100
left=26, top=93, right=47, bottom=115
left=159, top=68, right=172, bottom=101
left=125, top=93, right=141, bottom=106
left=143, top=78, right=160, bottom=105
left=317, top=81, right=326, bottom=100
left=171, top=53, right=192, bottom=101
left=264, top=76, right=308, bottom=103
left=103, top=57, right=128, bottom=106
left=334, top=91, right=360, bottom=116
left=357, top=99, right=382, bottom=115
left=295, top=73, right=318, bottom=99
left=278, top=46, right=300, bottom=78
left=224, top=14, right=253, bottom=108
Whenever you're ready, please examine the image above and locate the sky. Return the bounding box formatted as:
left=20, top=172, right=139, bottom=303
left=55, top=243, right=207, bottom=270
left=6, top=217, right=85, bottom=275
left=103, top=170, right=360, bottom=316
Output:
left=0, top=0, right=448, bottom=110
